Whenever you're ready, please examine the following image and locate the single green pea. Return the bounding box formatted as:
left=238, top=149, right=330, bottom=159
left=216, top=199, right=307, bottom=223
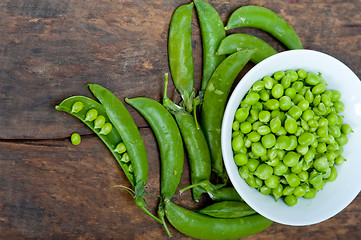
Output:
left=274, top=71, right=285, bottom=80
left=285, top=88, right=297, bottom=99
left=234, top=153, right=248, bottom=166
left=310, top=138, right=318, bottom=148
left=303, top=160, right=313, bottom=171
left=257, top=125, right=271, bottom=135
left=304, top=147, right=316, bottom=163
left=245, top=175, right=257, bottom=188
left=305, top=72, right=320, bottom=85
left=252, top=102, right=263, bottom=112
left=305, top=89, right=314, bottom=104
left=255, top=164, right=273, bottom=180
left=329, top=125, right=341, bottom=138
left=235, top=108, right=250, bottom=122
left=296, top=145, right=308, bottom=155
left=263, top=76, right=274, bottom=89
left=316, top=127, right=328, bottom=138
left=244, top=159, right=259, bottom=173
left=285, top=173, right=301, bottom=188
left=334, top=101, right=345, bottom=113
left=114, top=142, right=127, bottom=154
left=336, top=115, right=344, bottom=126
left=318, top=117, right=328, bottom=128
left=260, top=185, right=272, bottom=195
left=309, top=171, right=323, bottom=186
left=272, top=184, right=283, bottom=200
left=288, top=105, right=302, bottom=120
left=128, top=164, right=134, bottom=173
left=258, top=110, right=271, bottom=123
left=313, top=156, right=329, bottom=172
left=321, top=94, right=331, bottom=106
left=292, top=81, right=303, bottom=92
left=293, top=186, right=306, bottom=198
left=313, top=179, right=327, bottom=190
left=316, top=142, right=327, bottom=154
left=341, top=124, right=353, bottom=135
left=331, top=90, right=341, bottom=102
left=259, top=89, right=270, bottom=101
left=244, top=137, right=252, bottom=148
left=279, top=96, right=292, bottom=111
left=283, top=151, right=300, bottom=167
left=286, top=135, right=298, bottom=151
left=298, top=132, right=315, bottom=146
left=232, top=135, right=244, bottom=152
left=272, top=84, right=284, bottom=99
left=281, top=74, right=292, bottom=88
left=308, top=119, right=319, bottom=129
left=299, top=86, right=309, bottom=96
left=100, top=122, right=113, bottom=135
left=302, top=109, right=314, bottom=122
left=282, top=186, right=295, bottom=196
left=240, top=122, right=252, bottom=134
left=251, top=142, right=267, bottom=157
left=312, top=83, right=327, bottom=95
left=121, top=152, right=130, bottom=163
left=239, top=165, right=250, bottom=179
left=265, top=175, right=280, bottom=188
left=274, top=162, right=288, bottom=176
left=265, top=99, right=279, bottom=110
left=284, top=117, right=297, bottom=134
left=312, top=94, right=321, bottom=106
left=248, top=131, right=261, bottom=142
left=304, top=188, right=317, bottom=199
left=252, top=81, right=265, bottom=91
left=327, top=166, right=338, bottom=182
left=231, top=130, right=241, bottom=139
left=295, top=126, right=304, bottom=137
left=298, top=170, right=309, bottom=182
left=85, top=109, right=98, bottom=121
left=300, top=119, right=309, bottom=131
left=286, top=70, right=299, bottom=82
left=71, top=101, right=84, bottom=113
left=252, top=121, right=262, bottom=131
left=276, top=135, right=290, bottom=150
left=260, top=133, right=276, bottom=149
left=322, top=167, right=332, bottom=179
left=335, top=156, right=346, bottom=165
left=297, top=69, right=307, bottom=79
left=94, top=115, right=106, bottom=129
left=297, top=99, right=309, bottom=111
left=70, top=132, right=81, bottom=145
left=269, top=117, right=281, bottom=133
left=244, top=92, right=260, bottom=105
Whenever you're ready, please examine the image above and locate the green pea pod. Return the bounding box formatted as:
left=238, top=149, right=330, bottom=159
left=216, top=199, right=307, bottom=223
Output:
left=164, top=199, right=272, bottom=240
left=225, top=5, right=303, bottom=50
left=124, top=97, right=184, bottom=201
left=55, top=94, right=162, bottom=224
left=197, top=201, right=256, bottom=218
left=201, top=50, right=255, bottom=179
left=194, top=0, right=226, bottom=94
left=55, top=96, right=135, bottom=185
left=216, top=33, right=278, bottom=63
left=163, top=74, right=211, bottom=202
left=168, top=2, right=195, bottom=112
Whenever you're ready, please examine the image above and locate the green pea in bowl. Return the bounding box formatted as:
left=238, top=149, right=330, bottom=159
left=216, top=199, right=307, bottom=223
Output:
left=221, top=49, right=361, bottom=226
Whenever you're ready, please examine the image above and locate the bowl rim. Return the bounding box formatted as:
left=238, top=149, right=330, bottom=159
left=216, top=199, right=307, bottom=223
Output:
left=221, top=49, right=361, bottom=226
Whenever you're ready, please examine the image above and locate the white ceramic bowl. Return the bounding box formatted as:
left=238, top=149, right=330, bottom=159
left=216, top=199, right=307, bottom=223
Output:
left=221, top=49, right=361, bottom=226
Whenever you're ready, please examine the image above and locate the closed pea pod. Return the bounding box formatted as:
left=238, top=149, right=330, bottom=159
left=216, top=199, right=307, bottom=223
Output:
left=202, top=50, right=255, bottom=179
left=168, top=3, right=195, bottom=112
left=164, top=199, right=272, bottom=240
left=225, top=5, right=303, bottom=49
left=194, top=0, right=226, bottom=95
left=197, top=201, right=256, bottom=219
left=216, top=33, right=277, bottom=63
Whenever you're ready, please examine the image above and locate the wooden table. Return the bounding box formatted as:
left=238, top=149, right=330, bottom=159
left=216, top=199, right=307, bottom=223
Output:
left=1, top=0, right=360, bottom=239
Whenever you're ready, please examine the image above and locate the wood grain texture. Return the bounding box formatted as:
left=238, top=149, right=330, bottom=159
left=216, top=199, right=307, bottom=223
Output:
left=0, top=0, right=360, bottom=239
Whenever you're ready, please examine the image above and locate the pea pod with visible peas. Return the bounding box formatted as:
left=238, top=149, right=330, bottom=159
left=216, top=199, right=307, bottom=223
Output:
left=216, top=33, right=278, bottom=63
left=164, top=199, right=272, bottom=240
left=225, top=5, right=303, bottom=49
left=201, top=49, right=255, bottom=180
left=55, top=95, right=161, bottom=224
left=163, top=74, right=211, bottom=202
left=168, top=2, right=195, bottom=112
left=194, top=0, right=226, bottom=97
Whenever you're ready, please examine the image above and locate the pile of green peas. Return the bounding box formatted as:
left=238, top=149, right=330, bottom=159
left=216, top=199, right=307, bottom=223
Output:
left=231, top=69, right=352, bottom=206
left=71, top=101, right=134, bottom=173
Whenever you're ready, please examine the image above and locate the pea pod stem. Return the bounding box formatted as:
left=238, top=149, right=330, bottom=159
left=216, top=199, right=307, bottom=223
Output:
left=216, top=33, right=278, bottom=63
left=168, top=2, right=195, bottom=112
left=201, top=50, right=255, bottom=180
left=225, top=5, right=303, bottom=49
left=163, top=74, right=212, bottom=202
left=164, top=199, right=272, bottom=240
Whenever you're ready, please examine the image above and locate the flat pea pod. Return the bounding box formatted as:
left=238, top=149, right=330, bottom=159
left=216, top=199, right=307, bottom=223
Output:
left=164, top=199, right=272, bottom=240
left=55, top=96, right=134, bottom=185
left=225, top=5, right=303, bottom=49
left=163, top=76, right=211, bottom=202
left=168, top=2, right=195, bottom=112
left=125, top=97, right=184, bottom=201
left=197, top=201, right=256, bottom=218
left=194, top=0, right=226, bottom=94
left=216, top=33, right=277, bottom=63
left=201, top=50, right=255, bottom=179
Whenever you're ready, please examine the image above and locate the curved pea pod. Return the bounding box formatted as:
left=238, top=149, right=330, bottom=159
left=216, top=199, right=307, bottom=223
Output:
left=216, top=33, right=278, bottom=63
left=225, top=5, right=303, bottom=50
left=55, top=96, right=135, bottom=185
left=197, top=201, right=256, bottom=218
left=124, top=97, right=184, bottom=201
left=168, top=2, right=195, bottom=112
left=194, top=0, right=226, bottom=94
left=201, top=50, right=255, bottom=180
left=164, top=199, right=272, bottom=240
